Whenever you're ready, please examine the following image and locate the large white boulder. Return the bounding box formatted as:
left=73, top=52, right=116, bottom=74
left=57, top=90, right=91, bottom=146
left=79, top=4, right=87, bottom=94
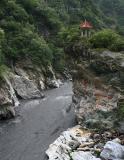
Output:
left=47, top=79, right=63, bottom=88
left=11, top=75, right=43, bottom=99
left=71, top=151, right=101, bottom=160
left=100, top=138, right=124, bottom=160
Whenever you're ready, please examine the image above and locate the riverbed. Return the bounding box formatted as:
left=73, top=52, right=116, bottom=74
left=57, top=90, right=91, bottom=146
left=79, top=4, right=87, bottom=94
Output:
left=0, top=82, right=76, bottom=160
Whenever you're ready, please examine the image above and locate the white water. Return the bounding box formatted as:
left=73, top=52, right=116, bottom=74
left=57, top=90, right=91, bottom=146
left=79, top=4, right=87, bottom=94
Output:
left=3, top=75, right=20, bottom=107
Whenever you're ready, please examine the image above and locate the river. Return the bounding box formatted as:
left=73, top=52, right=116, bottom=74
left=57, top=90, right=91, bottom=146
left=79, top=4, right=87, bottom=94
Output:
left=0, top=82, right=76, bottom=160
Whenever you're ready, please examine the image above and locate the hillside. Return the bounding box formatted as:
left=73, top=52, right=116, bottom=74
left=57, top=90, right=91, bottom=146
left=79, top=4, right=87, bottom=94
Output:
left=0, top=0, right=124, bottom=118
left=0, top=1, right=124, bottom=159
left=96, top=0, right=124, bottom=34
left=0, top=0, right=124, bottom=74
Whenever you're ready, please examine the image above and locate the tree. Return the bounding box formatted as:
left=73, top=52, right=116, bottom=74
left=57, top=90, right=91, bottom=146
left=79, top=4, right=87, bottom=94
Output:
left=90, top=29, right=124, bottom=51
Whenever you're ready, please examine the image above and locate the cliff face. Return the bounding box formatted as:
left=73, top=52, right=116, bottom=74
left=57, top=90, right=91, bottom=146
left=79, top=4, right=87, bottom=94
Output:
left=0, top=60, right=65, bottom=120
left=46, top=50, right=124, bottom=160
left=72, top=50, right=124, bottom=132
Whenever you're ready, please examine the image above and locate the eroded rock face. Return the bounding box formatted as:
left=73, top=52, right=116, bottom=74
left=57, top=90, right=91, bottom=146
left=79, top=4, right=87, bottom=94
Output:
left=0, top=63, right=62, bottom=119
left=46, top=78, right=63, bottom=88
left=46, top=65, right=63, bottom=88
left=0, top=83, right=15, bottom=119
left=72, top=50, right=124, bottom=131
left=10, top=74, right=43, bottom=99
left=46, top=50, right=124, bottom=159
left=14, top=64, right=46, bottom=91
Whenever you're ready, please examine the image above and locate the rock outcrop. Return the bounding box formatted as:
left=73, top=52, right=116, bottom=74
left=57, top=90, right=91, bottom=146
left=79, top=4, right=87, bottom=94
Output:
left=101, top=138, right=124, bottom=160
left=46, top=65, right=63, bottom=88
left=0, top=69, right=43, bottom=119
left=0, top=81, right=15, bottom=119
left=10, top=74, right=43, bottom=99
left=46, top=50, right=124, bottom=159
left=0, top=61, right=65, bottom=119
left=72, top=50, right=124, bottom=132
left=46, top=125, right=124, bottom=160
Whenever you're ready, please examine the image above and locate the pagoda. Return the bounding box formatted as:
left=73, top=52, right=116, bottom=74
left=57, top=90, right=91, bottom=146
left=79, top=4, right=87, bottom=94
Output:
left=80, top=20, right=93, bottom=37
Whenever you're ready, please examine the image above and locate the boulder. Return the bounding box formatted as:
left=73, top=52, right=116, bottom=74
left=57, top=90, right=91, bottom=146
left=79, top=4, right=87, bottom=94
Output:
left=100, top=139, right=124, bottom=160
left=46, top=126, right=93, bottom=160
left=71, top=151, right=101, bottom=160
left=0, top=106, right=15, bottom=120
left=39, top=80, right=45, bottom=90
left=10, top=75, right=43, bottom=99
left=46, top=78, right=63, bottom=88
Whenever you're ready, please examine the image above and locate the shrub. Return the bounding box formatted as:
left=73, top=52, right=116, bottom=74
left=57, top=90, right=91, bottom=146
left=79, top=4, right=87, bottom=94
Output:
left=90, top=29, right=124, bottom=51
left=110, top=37, right=124, bottom=52
left=90, top=29, right=119, bottom=48
left=52, top=47, right=65, bottom=72
left=0, top=65, right=8, bottom=78
left=3, top=26, right=53, bottom=66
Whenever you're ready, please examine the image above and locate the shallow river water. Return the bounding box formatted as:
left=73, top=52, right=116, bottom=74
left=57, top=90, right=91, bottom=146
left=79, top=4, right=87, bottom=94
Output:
left=0, top=82, right=76, bottom=160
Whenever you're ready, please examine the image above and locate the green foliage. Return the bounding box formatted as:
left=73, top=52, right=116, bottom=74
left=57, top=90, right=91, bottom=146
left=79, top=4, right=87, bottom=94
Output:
left=116, top=103, right=124, bottom=120
left=59, top=26, right=80, bottom=45
left=95, top=0, right=124, bottom=29
left=0, top=0, right=56, bottom=67
left=52, top=47, right=65, bottom=72
left=90, top=29, right=124, bottom=51
left=3, top=25, right=53, bottom=66
left=59, top=26, right=91, bottom=59
left=0, top=65, right=8, bottom=78
left=47, top=0, right=106, bottom=28
left=0, top=28, right=4, bottom=65
left=110, top=37, right=124, bottom=52
left=0, top=0, right=124, bottom=73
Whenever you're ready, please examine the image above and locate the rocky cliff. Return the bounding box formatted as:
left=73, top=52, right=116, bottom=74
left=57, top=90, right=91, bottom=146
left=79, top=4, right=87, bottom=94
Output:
left=72, top=50, right=124, bottom=133
left=0, top=60, right=65, bottom=120
left=46, top=50, right=124, bottom=160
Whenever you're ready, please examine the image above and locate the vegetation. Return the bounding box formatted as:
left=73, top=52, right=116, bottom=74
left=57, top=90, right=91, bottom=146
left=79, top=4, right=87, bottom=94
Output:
left=59, top=26, right=91, bottom=59
left=96, top=0, right=124, bottom=33
left=90, top=29, right=124, bottom=52
left=0, top=0, right=57, bottom=67
left=0, top=0, right=123, bottom=74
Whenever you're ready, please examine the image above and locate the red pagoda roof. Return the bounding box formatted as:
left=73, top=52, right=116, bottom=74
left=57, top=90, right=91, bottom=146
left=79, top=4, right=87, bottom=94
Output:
left=80, top=20, right=93, bottom=29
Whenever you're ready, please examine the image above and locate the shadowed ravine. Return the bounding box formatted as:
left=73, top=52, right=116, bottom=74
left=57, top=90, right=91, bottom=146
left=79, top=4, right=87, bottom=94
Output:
left=0, top=82, right=76, bottom=160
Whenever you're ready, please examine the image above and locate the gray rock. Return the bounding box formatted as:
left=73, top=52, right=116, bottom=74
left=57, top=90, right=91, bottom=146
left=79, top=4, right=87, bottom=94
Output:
left=72, top=50, right=124, bottom=131
left=3, top=74, right=20, bottom=107
left=100, top=139, right=124, bottom=160
left=47, top=79, right=62, bottom=88
left=39, top=80, right=45, bottom=90
left=46, top=126, right=92, bottom=160
left=0, top=90, right=12, bottom=106
left=0, top=106, right=15, bottom=120
left=118, top=121, right=124, bottom=134
left=14, top=67, right=29, bottom=78
left=71, top=151, right=101, bottom=160
left=0, top=84, right=16, bottom=119
left=11, top=75, right=43, bottom=99
left=68, top=140, right=80, bottom=150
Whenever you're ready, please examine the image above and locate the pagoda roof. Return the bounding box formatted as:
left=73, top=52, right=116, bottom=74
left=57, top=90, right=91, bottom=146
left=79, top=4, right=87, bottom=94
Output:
left=80, top=20, right=93, bottom=29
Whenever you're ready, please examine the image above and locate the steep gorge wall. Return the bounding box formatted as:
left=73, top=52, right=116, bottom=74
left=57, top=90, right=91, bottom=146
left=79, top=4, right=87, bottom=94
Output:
left=72, top=50, right=124, bottom=133
left=0, top=60, right=65, bottom=120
